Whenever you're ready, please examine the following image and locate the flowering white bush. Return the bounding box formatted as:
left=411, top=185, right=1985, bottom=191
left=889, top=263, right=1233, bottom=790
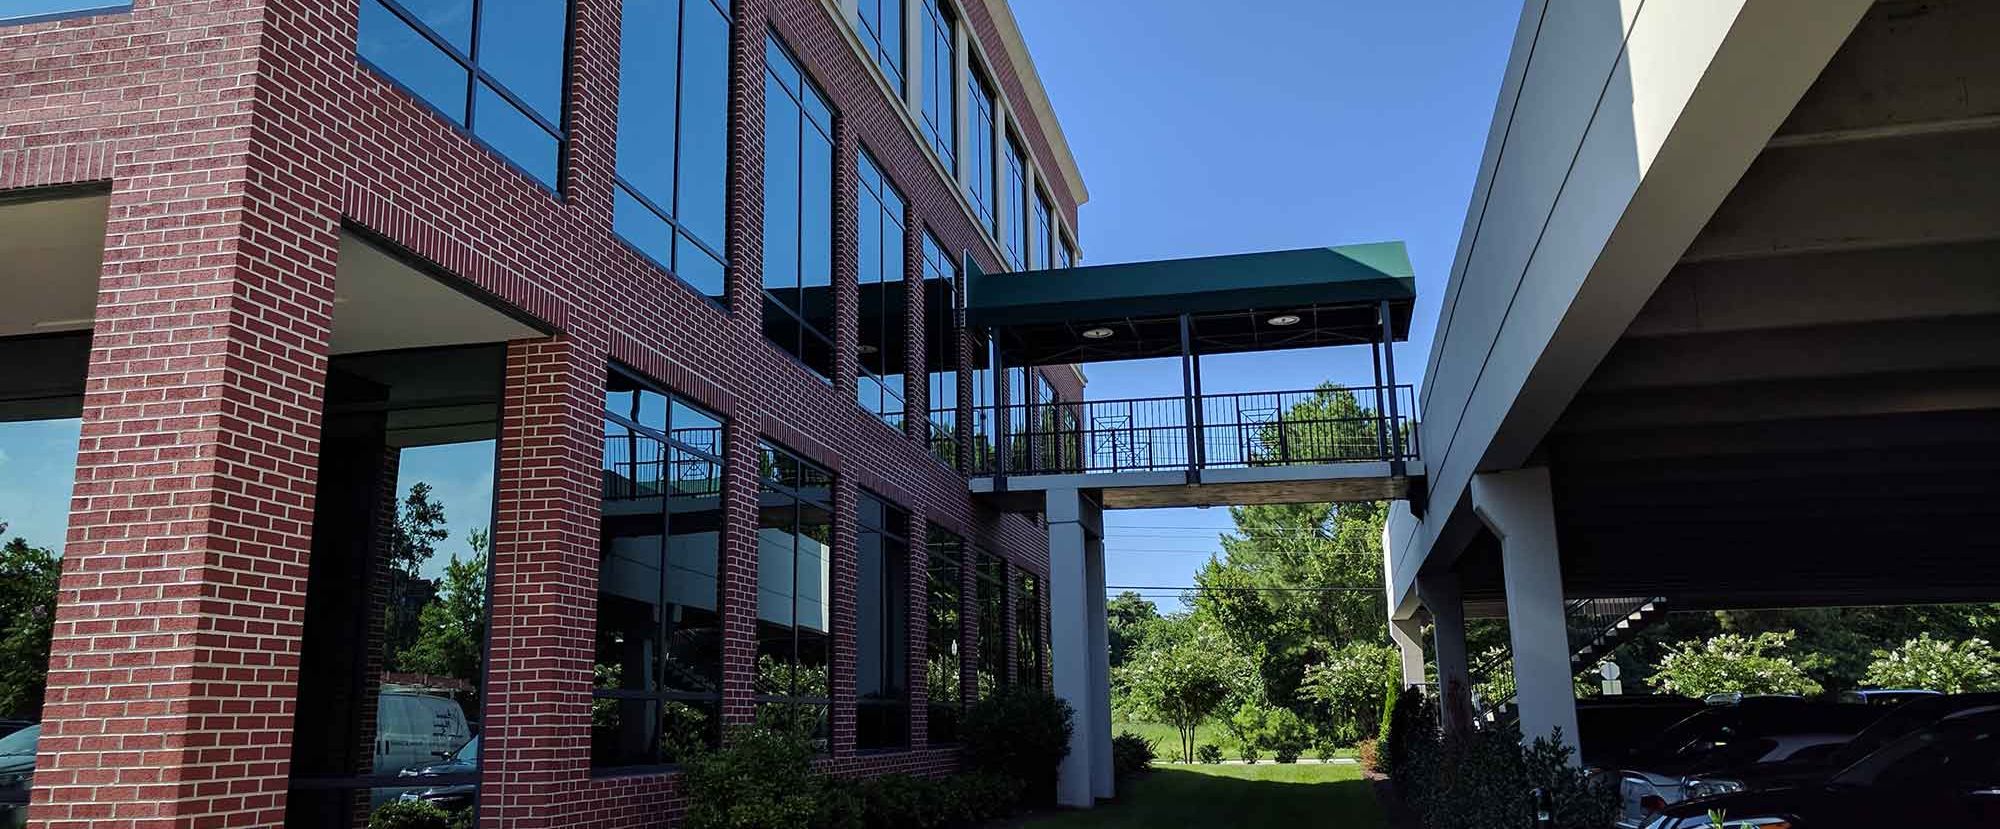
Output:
left=1648, top=631, right=1823, bottom=697
left=1863, top=633, right=2000, bottom=693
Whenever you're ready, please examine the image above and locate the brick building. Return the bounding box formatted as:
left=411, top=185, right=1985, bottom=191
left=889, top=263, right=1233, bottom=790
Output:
left=0, top=0, right=1087, bottom=824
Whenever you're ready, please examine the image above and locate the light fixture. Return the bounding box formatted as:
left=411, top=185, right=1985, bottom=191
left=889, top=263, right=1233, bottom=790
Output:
left=1081, top=327, right=1115, bottom=340
left=1267, top=314, right=1302, bottom=327
left=858, top=344, right=879, bottom=354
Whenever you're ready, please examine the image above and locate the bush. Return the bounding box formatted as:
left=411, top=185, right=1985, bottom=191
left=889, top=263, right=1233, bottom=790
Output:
left=1314, top=741, right=1337, bottom=763
left=1238, top=742, right=1262, bottom=764
left=1399, top=720, right=1617, bottom=829
left=367, top=802, right=457, bottom=829
left=1111, top=731, right=1156, bottom=778
left=1196, top=743, right=1224, bottom=764
left=682, top=725, right=823, bottom=829
left=1263, top=707, right=1309, bottom=763
left=1355, top=738, right=1379, bottom=772
left=961, top=686, right=1074, bottom=806
left=814, top=772, right=1026, bottom=829
left=1379, top=684, right=1433, bottom=778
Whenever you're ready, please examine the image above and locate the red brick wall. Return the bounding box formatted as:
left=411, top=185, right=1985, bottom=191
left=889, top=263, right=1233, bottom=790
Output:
left=4, top=0, right=1074, bottom=825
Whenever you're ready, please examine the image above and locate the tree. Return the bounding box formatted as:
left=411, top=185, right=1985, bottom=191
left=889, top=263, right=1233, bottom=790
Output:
left=0, top=524, right=60, bottom=720
left=1118, top=622, right=1255, bottom=764
left=1863, top=633, right=2000, bottom=693
left=1106, top=591, right=1160, bottom=670
left=395, top=528, right=489, bottom=692
left=389, top=482, right=451, bottom=577
left=1648, top=631, right=1823, bottom=697
left=1299, top=641, right=1400, bottom=737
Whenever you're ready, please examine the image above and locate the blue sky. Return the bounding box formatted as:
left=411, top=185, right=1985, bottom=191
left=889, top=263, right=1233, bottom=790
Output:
left=1010, top=0, right=1520, bottom=610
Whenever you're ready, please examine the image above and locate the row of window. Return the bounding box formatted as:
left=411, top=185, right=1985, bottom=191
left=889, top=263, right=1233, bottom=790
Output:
left=594, top=367, right=1044, bottom=766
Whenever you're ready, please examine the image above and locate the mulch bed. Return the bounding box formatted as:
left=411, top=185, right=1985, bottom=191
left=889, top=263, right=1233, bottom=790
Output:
left=1364, top=770, right=1423, bottom=829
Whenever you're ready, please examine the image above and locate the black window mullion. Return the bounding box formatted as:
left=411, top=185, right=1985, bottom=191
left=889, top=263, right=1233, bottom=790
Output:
left=669, top=0, right=689, bottom=271
left=464, top=0, right=482, bottom=132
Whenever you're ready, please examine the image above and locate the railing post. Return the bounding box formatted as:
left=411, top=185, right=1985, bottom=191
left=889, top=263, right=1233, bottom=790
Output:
left=1191, top=353, right=1206, bottom=470
left=1378, top=301, right=1405, bottom=471
left=992, top=329, right=1009, bottom=487
left=1178, top=313, right=1199, bottom=483
left=1370, top=341, right=1389, bottom=460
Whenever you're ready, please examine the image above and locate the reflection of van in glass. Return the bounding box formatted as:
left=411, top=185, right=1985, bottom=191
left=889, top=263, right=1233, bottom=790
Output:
left=375, top=691, right=472, bottom=775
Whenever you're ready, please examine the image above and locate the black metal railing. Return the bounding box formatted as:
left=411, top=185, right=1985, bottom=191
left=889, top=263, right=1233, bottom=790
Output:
left=978, top=384, right=1417, bottom=476
left=1565, top=596, right=1656, bottom=657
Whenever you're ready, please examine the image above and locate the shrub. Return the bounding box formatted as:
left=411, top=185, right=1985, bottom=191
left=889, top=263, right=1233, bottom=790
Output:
left=367, top=802, right=454, bottom=829
left=813, top=772, right=1026, bottom=829
left=1649, top=631, right=1823, bottom=697
left=682, top=725, right=823, bottom=829
left=1399, top=720, right=1617, bottom=829
left=1355, top=738, right=1379, bottom=772
left=1314, top=741, right=1337, bottom=763
left=1864, top=633, right=2000, bottom=693
left=1379, top=684, right=1433, bottom=778
left=1225, top=700, right=1270, bottom=762
left=961, top=686, right=1074, bottom=806
left=1263, top=707, right=1309, bottom=763
left=1196, top=743, right=1224, bottom=764
left=1111, top=731, right=1156, bottom=778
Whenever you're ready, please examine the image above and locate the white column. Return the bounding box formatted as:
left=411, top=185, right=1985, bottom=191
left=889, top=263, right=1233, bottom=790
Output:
left=1047, top=488, right=1103, bottom=808
left=1086, top=533, right=1113, bottom=799
left=902, top=0, right=923, bottom=111
left=1418, top=572, right=1471, bottom=734
left=1471, top=467, right=1580, bottom=762
left=952, top=24, right=971, bottom=185
left=1389, top=616, right=1426, bottom=689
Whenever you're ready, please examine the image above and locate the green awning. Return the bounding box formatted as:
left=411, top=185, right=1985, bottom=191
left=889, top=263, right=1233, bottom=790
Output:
left=966, top=242, right=1416, bottom=366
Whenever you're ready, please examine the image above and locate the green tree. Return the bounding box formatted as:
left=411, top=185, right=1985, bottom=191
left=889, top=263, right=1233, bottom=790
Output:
left=1862, top=633, right=2000, bottom=693
left=395, top=528, right=489, bottom=692
left=1299, top=641, right=1400, bottom=737
left=1106, top=591, right=1160, bottom=670
left=389, top=482, right=451, bottom=577
left=1118, top=621, right=1254, bottom=764
left=1648, top=631, right=1823, bottom=697
left=0, top=523, right=60, bottom=720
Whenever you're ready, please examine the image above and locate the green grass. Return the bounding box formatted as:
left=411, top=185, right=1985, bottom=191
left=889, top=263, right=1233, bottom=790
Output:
left=1020, top=763, right=1386, bottom=828
left=1109, top=713, right=1356, bottom=763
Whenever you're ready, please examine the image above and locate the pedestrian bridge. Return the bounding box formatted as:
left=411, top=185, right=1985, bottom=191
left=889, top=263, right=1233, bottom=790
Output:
left=960, top=242, right=1419, bottom=807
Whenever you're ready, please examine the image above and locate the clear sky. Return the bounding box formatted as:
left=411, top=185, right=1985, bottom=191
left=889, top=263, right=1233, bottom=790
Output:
left=1010, top=0, right=1521, bottom=610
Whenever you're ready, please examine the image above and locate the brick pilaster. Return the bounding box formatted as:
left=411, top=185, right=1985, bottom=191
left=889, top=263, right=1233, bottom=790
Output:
left=718, top=414, right=762, bottom=728
left=904, top=506, right=929, bottom=746
left=828, top=476, right=859, bottom=758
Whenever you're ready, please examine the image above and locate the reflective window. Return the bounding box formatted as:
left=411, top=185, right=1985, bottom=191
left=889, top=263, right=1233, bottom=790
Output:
left=970, top=331, right=995, bottom=473
left=288, top=345, right=503, bottom=828
left=613, top=0, right=732, bottom=302
left=1014, top=571, right=1042, bottom=688
left=857, top=151, right=908, bottom=429
left=856, top=493, right=910, bottom=751
left=1002, top=136, right=1026, bottom=270
left=755, top=442, right=834, bottom=748
left=921, top=231, right=959, bottom=466
left=593, top=369, right=726, bottom=768
left=1058, top=235, right=1076, bottom=269
left=974, top=551, right=1006, bottom=698
left=763, top=35, right=838, bottom=379
left=357, top=0, right=569, bottom=189
left=924, top=526, right=964, bottom=743
left=0, top=409, right=77, bottom=820
left=918, top=0, right=955, bottom=170
left=857, top=0, right=904, bottom=94
left=1032, top=193, right=1052, bottom=271
left=1, top=0, right=132, bottom=25
left=965, top=69, right=997, bottom=235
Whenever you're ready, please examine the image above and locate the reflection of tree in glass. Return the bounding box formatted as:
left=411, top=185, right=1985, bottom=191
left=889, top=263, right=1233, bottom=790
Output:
left=0, top=520, right=59, bottom=720
left=396, top=528, right=489, bottom=705
left=756, top=653, right=829, bottom=698
left=926, top=654, right=960, bottom=704
left=658, top=701, right=710, bottom=764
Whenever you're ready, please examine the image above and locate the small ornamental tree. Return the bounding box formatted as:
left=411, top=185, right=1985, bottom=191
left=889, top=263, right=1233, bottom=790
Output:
left=1299, top=642, right=1399, bottom=737
left=1863, top=633, right=2000, bottom=693
left=1648, top=631, right=1823, bottom=698
left=1118, top=624, right=1254, bottom=764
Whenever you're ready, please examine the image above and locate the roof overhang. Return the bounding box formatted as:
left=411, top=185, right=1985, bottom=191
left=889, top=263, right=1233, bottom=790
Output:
left=966, top=242, right=1416, bottom=366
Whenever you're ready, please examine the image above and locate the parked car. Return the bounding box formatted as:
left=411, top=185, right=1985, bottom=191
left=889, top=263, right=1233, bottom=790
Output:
left=395, top=734, right=479, bottom=810
left=0, top=724, right=38, bottom=829
left=1837, top=687, right=1942, bottom=706
left=374, top=690, right=472, bottom=776
left=1615, top=698, right=1885, bottom=827
left=1645, top=706, right=2000, bottom=829
left=0, top=723, right=30, bottom=741
left=1678, top=692, right=2000, bottom=799
left=1577, top=695, right=1705, bottom=769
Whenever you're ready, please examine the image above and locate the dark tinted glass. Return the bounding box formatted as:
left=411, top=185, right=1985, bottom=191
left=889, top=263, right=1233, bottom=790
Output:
left=919, top=0, right=954, bottom=167
left=613, top=0, right=729, bottom=300
left=396, top=0, right=474, bottom=51
left=477, top=0, right=567, bottom=122
left=975, top=552, right=1006, bottom=698
left=358, top=0, right=470, bottom=123
left=473, top=82, right=559, bottom=187
left=859, top=0, right=904, bottom=92
left=754, top=442, right=835, bottom=752
left=925, top=526, right=963, bottom=743
left=857, top=495, right=910, bottom=749
left=1002, top=137, right=1025, bottom=269
left=966, top=70, right=996, bottom=232
left=762, top=35, right=837, bottom=380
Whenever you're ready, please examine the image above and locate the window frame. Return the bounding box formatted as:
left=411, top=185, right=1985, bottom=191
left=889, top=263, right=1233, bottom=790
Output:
left=856, top=148, right=910, bottom=429
left=974, top=549, right=1008, bottom=698
left=1001, top=133, right=1027, bottom=270
left=592, top=364, right=729, bottom=773
left=855, top=491, right=912, bottom=752
left=754, top=440, right=837, bottom=749
left=856, top=0, right=906, bottom=96
left=918, top=0, right=957, bottom=172
left=924, top=525, right=966, bottom=744
left=356, top=0, right=574, bottom=194
left=965, top=66, right=998, bottom=236
left=761, top=32, right=840, bottom=381
left=920, top=229, right=959, bottom=466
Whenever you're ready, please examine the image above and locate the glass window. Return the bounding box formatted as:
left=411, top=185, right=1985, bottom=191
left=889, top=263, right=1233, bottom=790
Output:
left=613, top=0, right=732, bottom=302
left=970, top=330, right=995, bottom=473
left=1058, top=235, right=1075, bottom=269
left=1002, top=136, right=1026, bottom=270
left=857, top=0, right=904, bottom=94
left=357, top=0, right=569, bottom=189
left=918, top=0, right=955, bottom=170
left=921, top=231, right=959, bottom=466
left=1032, top=193, right=1052, bottom=271
left=965, top=69, right=997, bottom=236
left=287, top=345, right=503, bottom=828
left=974, top=551, right=1006, bottom=699
left=1014, top=571, right=1042, bottom=688
left=0, top=411, right=78, bottom=820
left=924, top=526, right=963, bottom=743
left=755, top=442, right=834, bottom=749
left=857, top=151, right=908, bottom=429
left=1, top=0, right=133, bottom=25
left=856, top=493, right=910, bottom=751
left=763, top=35, right=838, bottom=379
left=593, top=369, right=726, bottom=769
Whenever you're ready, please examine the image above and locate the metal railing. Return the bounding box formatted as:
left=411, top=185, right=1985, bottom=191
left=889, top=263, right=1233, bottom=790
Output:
left=978, top=384, right=1417, bottom=476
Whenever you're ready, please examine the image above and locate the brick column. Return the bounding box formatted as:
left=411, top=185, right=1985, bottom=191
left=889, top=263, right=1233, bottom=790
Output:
left=35, top=162, right=339, bottom=826
left=718, top=414, right=762, bottom=728
left=957, top=543, right=977, bottom=706
left=480, top=336, right=606, bottom=829
left=902, top=200, right=927, bottom=443
left=828, top=476, right=859, bottom=758
left=904, top=507, right=929, bottom=746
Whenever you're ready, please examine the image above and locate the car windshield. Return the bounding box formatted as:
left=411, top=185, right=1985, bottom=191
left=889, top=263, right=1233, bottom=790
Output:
left=1632, top=710, right=1732, bottom=761
left=1829, top=712, right=2000, bottom=790
left=0, top=725, right=38, bottom=759
left=454, top=735, right=479, bottom=762
left=1828, top=698, right=1955, bottom=766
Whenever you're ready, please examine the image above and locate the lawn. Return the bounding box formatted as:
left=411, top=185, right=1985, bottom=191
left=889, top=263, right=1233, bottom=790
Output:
left=1020, top=763, right=1387, bottom=828
left=1110, top=715, right=1356, bottom=763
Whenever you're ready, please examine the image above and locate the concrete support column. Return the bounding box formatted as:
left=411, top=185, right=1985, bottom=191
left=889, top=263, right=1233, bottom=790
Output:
left=1047, top=488, right=1105, bottom=808
left=1472, top=467, right=1580, bottom=761
left=1086, top=534, right=1113, bottom=799
left=1418, top=572, right=1471, bottom=734
left=1389, top=616, right=1427, bottom=689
